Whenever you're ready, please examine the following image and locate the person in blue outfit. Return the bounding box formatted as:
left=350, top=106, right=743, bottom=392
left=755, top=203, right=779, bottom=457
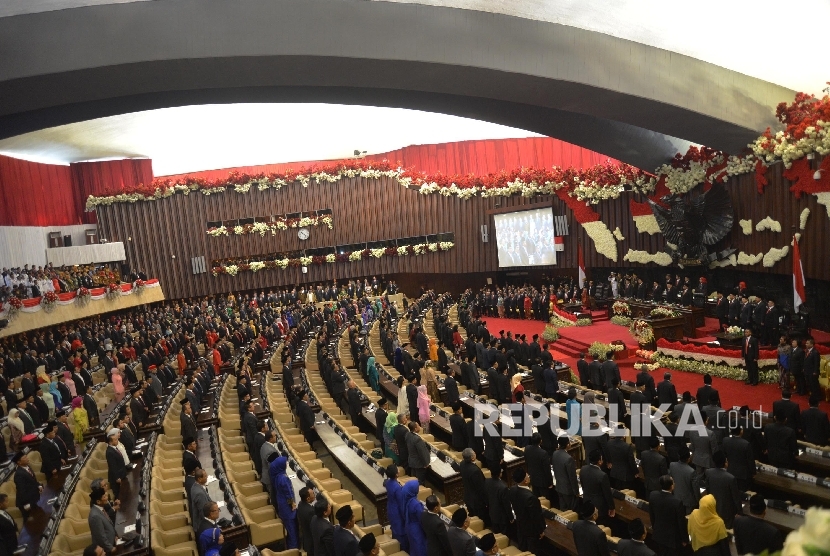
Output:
left=198, top=527, right=224, bottom=556
left=384, top=464, right=407, bottom=551
left=270, top=454, right=298, bottom=549
left=403, top=479, right=426, bottom=556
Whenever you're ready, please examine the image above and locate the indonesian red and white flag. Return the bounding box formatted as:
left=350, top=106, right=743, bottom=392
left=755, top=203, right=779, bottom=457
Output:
left=793, top=235, right=806, bottom=311
left=578, top=243, right=586, bottom=289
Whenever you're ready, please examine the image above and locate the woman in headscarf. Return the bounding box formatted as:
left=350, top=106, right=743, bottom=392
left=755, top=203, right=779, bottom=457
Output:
left=428, top=337, right=438, bottom=362
left=383, top=464, right=408, bottom=551
left=383, top=412, right=400, bottom=462
left=396, top=376, right=409, bottom=418
left=270, top=455, right=298, bottom=549
left=688, top=494, right=730, bottom=555
left=367, top=355, right=379, bottom=393
left=48, top=377, right=63, bottom=412
left=63, top=371, right=77, bottom=398
left=394, top=344, right=404, bottom=375
left=421, top=362, right=440, bottom=403
left=403, top=479, right=426, bottom=556
left=510, top=373, right=525, bottom=403
left=112, top=365, right=125, bottom=401
left=39, top=383, right=56, bottom=419
left=416, top=385, right=431, bottom=433
left=7, top=409, right=25, bottom=451
left=70, top=397, right=89, bottom=443
left=566, top=387, right=582, bottom=436
left=198, top=527, right=224, bottom=556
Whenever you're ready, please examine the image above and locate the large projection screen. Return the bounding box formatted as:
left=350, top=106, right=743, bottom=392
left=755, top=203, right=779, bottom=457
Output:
left=493, top=207, right=556, bottom=267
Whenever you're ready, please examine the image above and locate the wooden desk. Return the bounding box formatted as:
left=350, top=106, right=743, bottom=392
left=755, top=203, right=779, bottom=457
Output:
left=797, top=449, right=830, bottom=478
left=612, top=490, right=651, bottom=530
left=543, top=514, right=577, bottom=555
left=315, top=421, right=388, bottom=524
left=740, top=502, right=804, bottom=534
left=753, top=472, right=830, bottom=508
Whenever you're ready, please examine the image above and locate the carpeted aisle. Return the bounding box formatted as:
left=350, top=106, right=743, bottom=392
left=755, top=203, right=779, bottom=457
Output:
left=479, top=316, right=829, bottom=414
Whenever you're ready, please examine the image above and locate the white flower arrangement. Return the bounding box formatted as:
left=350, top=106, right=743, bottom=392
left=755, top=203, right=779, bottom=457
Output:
left=275, top=258, right=290, bottom=269
left=541, top=325, right=560, bottom=342
left=349, top=251, right=363, bottom=261
left=632, top=214, right=661, bottom=235
left=652, top=353, right=777, bottom=383
left=396, top=246, right=409, bottom=256
left=275, top=221, right=288, bottom=230
left=428, top=243, right=438, bottom=252
left=439, top=241, right=454, bottom=250
left=610, top=315, right=632, bottom=326
left=751, top=121, right=830, bottom=167
left=299, top=256, right=313, bottom=266
left=612, top=227, right=625, bottom=241
left=225, top=265, right=239, bottom=276
left=762, top=245, right=789, bottom=267
left=739, top=219, right=753, bottom=235
left=800, top=208, right=811, bottom=230
left=252, top=221, right=271, bottom=236
left=321, top=215, right=334, bottom=229
left=233, top=183, right=252, bottom=194
left=233, top=225, right=244, bottom=235
left=207, top=226, right=228, bottom=237
left=575, top=318, right=592, bottom=327
left=780, top=507, right=830, bottom=556
left=623, top=249, right=673, bottom=266
left=249, top=261, right=265, bottom=272
left=370, top=248, right=386, bottom=258
left=549, top=313, right=575, bottom=328
left=629, top=319, right=655, bottom=344
left=325, top=254, right=336, bottom=263
left=725, top=326, right=743, bottom=335
left=582, top=221, right=618, bottom=261
left=755, top=216, right=782, bottom=232
left=737, top=251, right=763, bottom=265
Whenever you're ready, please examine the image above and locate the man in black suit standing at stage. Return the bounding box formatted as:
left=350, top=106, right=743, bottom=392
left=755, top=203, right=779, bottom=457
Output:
left=805, top=339, right=822, bottom=399
left=715, top=293, right=729, bottom=330
left=763, top=299, right=780, bottom=346
left=742, top=328, right=760, bottom=386
left=577, top=353, right=589, bottom=388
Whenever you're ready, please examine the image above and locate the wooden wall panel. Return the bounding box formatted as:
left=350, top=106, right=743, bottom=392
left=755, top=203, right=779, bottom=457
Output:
left=96, top=157, right=830, bottom=301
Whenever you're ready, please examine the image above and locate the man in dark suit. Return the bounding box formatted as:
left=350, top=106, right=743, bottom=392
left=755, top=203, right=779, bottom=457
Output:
left=733, top=495, right=784, bottom=556
left=421, top=496, right=452, bottom=556
left=449, top=402, right=468, bottom=452
left=804, top=339, right=822, bottom=399
left=572, top=501, right=610, bottom=556
left=790, top=339, right=807, bottom=395
left=251, top=420, right=267, bottom=475
left=459, top=448, right=487, bottom=521
left=38, top=423, right=65, bottom=478
left=580, top=450, right=615, bottom=525
left=509, top=469, right=546, bottom=554
left=696, top=374, right=718, bottom=409
left=765, top=411, right=798, bottom=468
left=521, top=431, right=552, bottom=496
left=241, top=400, right=258, bottom=450
left=607, top=380, right=627, bottom=423
left=773, top=390, right=801, bottom=432
left=189, top=468, right=213, bottom=529
left=485, top=473, right=512, bottom=534
left=601, top=353, right=620, bottom=393
left=179, top=400, right=197, bottom=442
left=640, top=437, right=668, bottom=494
left=0, top=492, right=24, bottom=556
left=705, top=451, right=742, bottom=529
left=648, top=475, right=688, bottom=556
left=443, top=367, right=459, bottom=405
left=12, top=453, right=41, bottom=520
left=447, top=508, right=476, bottom=556
left=182, top=437, right=201, bottom=470
left=332, top=505, right=360, bottom=556
left=296, top=391, right=319, bottom=445
left=295, top=488, right=316, bottom=556
left=741, top=328, right=760, bottom=386
left=374, top=398, right=388, bottom=453
left=616, top=518, right=654, bottom=556
left=393, top=414, right=410, bottom=474
left=656, top=372, right=678, bottom=412
left=607, top=427, right=637, bottom=490
left=310, top=499, right=335, bottom=556
left=636, top=367, right=657, bottom=404
left=715, top=293, right=729, bottom=329
left=762, top=299, right=780, bottom=346
left=577, top=353, right=589, bottom=387
left=105, top=428, right=127, bottom=499
left=347, top=381, right=363, bottom=425
left=721, top=426, right=756, bottom=491
left=550, top=436, right=577, bottom=510
left=89, top=487, right=117, bottom=553
left=802, top=395, right=830, bottom=446
left=588, top=355, right=604, bottom=392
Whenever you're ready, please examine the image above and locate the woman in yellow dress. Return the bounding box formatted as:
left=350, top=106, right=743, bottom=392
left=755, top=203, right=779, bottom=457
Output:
left=428, top=337, right=438, bottom=362
left=70, top=397, right=89, bottom=443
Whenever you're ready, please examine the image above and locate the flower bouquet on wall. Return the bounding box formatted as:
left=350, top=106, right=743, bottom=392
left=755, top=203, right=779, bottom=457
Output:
left=133, top=279, right=145, bottom=296
left=40, top=291, right=58, bottom=313
left=75, top=287, right=91, bottom=307
left=6, top=296, right=22, bottom=321
left=629, top=319, right=655, bottom=346
left=106, top=283, right=120, bottom=300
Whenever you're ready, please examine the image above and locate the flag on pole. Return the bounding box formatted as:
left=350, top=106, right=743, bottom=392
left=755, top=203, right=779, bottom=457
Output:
left=793, top=234, right=806, bottom=312
left=578, top=243, right=586, bottom=289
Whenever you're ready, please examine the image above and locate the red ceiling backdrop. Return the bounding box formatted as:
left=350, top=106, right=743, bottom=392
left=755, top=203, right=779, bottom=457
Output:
left=0, top=137, right=614, bottom=226
left=159, top=137, right=616, bottom=180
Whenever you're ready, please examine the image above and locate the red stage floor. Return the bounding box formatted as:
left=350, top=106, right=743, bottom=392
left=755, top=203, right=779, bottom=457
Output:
left=481, top=316, right=830, bottom=414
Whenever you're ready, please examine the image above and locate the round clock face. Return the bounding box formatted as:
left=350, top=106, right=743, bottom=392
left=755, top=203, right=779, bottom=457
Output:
left=298, top=227, right=310, bottom=240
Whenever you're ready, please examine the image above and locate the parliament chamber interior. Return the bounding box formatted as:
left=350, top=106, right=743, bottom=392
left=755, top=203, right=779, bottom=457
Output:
left=1, top=2, right=830, bottom=556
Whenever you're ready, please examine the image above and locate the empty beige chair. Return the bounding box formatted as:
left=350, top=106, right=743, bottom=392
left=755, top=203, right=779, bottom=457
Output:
left=150, top=528, right=199, bottom=556
left=150, top=512, right=192, bottom=534
left=240, top=505, right=285, bottom=547
left=50, top=532, right=92, bottom=556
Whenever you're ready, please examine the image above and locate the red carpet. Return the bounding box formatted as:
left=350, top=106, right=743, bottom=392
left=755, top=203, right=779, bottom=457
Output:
left=483, top=316, right=830, bottom=414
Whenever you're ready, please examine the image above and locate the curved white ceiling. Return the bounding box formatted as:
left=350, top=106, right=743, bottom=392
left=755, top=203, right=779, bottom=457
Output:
left=0, top=104, right=543, bottom=176
left=2, top=0, right=825, bottom=95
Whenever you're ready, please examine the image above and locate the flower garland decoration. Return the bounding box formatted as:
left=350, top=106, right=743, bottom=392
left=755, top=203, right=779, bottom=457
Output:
left=75, top=287, right=91, bottom=307
left=575, top=318, right=592, bottom=327
left=612, top=301, right=630, bottom=316
left=106, top=283, right=120, bottom=300
left=800, top=207, right=811, bottom=229
left=629, top=319, right=655, bottom=344
left=650, top=306, right=679, bottom=319
left=755, top=216, right=782, bottom=233
left=549, top=313, right=575, bottom=328
left=211, top=242, right=455, bottom=277
left=132, top=279, right=145, bottom=296
left=739, top=219, right=753, bottom=235
left=635, top=349, right=655, bottom=360
left=207, top=214, right=334, bottom=237
left=610, top=315, right=632, bottom=327
left=40, top=291, right=59, bottom=313
left=623, top=249, right=673, bottom=266
left=541, top=325, right=560, bottom=343
left=587, top=341, right=625, bottom=360
left=6, top=296, right=22, bottom=321
left=652, top=353, right=777, bottom=384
